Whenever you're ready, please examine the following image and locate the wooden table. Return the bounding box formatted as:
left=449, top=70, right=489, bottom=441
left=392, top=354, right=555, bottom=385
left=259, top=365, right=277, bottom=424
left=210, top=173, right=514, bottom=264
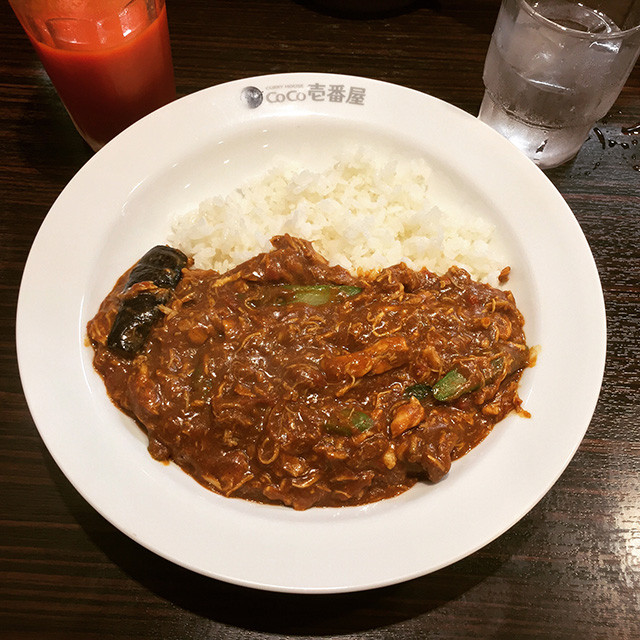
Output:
left=2, top=1, right=639, bottom=637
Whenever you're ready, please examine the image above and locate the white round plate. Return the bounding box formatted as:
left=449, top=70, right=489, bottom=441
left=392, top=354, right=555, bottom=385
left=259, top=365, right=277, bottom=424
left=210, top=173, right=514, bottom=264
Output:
left=16, top=73, right=606, bottom=594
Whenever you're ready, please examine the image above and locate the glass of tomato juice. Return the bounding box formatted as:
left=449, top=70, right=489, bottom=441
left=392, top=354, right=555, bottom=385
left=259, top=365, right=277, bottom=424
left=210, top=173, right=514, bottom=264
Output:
left=9, top=0, right=176, bottom=151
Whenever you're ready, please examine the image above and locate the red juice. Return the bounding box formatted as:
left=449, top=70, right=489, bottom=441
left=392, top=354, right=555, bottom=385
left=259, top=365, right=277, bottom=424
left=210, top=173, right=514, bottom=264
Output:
left=23, top=3, right=176, bottom=150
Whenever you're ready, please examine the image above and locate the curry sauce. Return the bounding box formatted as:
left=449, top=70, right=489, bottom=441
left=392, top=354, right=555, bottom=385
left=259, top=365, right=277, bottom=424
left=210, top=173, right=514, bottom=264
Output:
left=88, top=235, right=530, bottom=510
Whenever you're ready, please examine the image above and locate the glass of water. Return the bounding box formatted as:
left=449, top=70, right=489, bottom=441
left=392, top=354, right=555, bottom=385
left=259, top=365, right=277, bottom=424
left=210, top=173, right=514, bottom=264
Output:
left=478, top=0, right=640, bottom=169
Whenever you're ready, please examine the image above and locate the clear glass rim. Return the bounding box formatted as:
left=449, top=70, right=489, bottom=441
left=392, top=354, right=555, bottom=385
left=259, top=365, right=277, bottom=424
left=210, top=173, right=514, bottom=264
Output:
left=517, top=0, right=640, bottom=39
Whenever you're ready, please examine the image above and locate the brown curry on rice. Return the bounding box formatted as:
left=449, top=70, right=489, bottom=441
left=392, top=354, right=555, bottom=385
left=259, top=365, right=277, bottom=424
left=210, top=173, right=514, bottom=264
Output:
left=87, top=235, right=530, bottom=510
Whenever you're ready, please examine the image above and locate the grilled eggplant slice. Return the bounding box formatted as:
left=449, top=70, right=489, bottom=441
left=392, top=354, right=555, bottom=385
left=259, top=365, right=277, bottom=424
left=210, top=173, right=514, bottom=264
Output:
left=107, top=246, right=188, bottom=357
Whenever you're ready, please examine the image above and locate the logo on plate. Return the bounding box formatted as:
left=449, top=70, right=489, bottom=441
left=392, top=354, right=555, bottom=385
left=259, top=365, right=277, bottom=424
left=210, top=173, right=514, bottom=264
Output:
left=241, top=83, right=367, bottom=109
left=241, top=86, right=264, bottom=109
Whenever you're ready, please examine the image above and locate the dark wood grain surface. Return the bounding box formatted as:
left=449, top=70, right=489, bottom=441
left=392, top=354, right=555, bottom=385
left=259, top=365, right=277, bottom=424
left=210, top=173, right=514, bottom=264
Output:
left=2, top=1, right=639, bottom=638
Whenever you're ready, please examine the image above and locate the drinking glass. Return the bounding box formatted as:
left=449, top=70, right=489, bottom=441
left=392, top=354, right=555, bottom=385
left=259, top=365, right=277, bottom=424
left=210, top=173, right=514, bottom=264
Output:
left=479, top=0, right=640, bottom=169
left=9, top=0, right=176, bottom=151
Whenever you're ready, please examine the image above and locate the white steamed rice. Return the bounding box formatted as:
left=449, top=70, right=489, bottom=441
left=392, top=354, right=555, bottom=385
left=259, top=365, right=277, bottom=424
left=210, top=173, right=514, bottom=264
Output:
left=168, top=147, right=505, bottom=284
